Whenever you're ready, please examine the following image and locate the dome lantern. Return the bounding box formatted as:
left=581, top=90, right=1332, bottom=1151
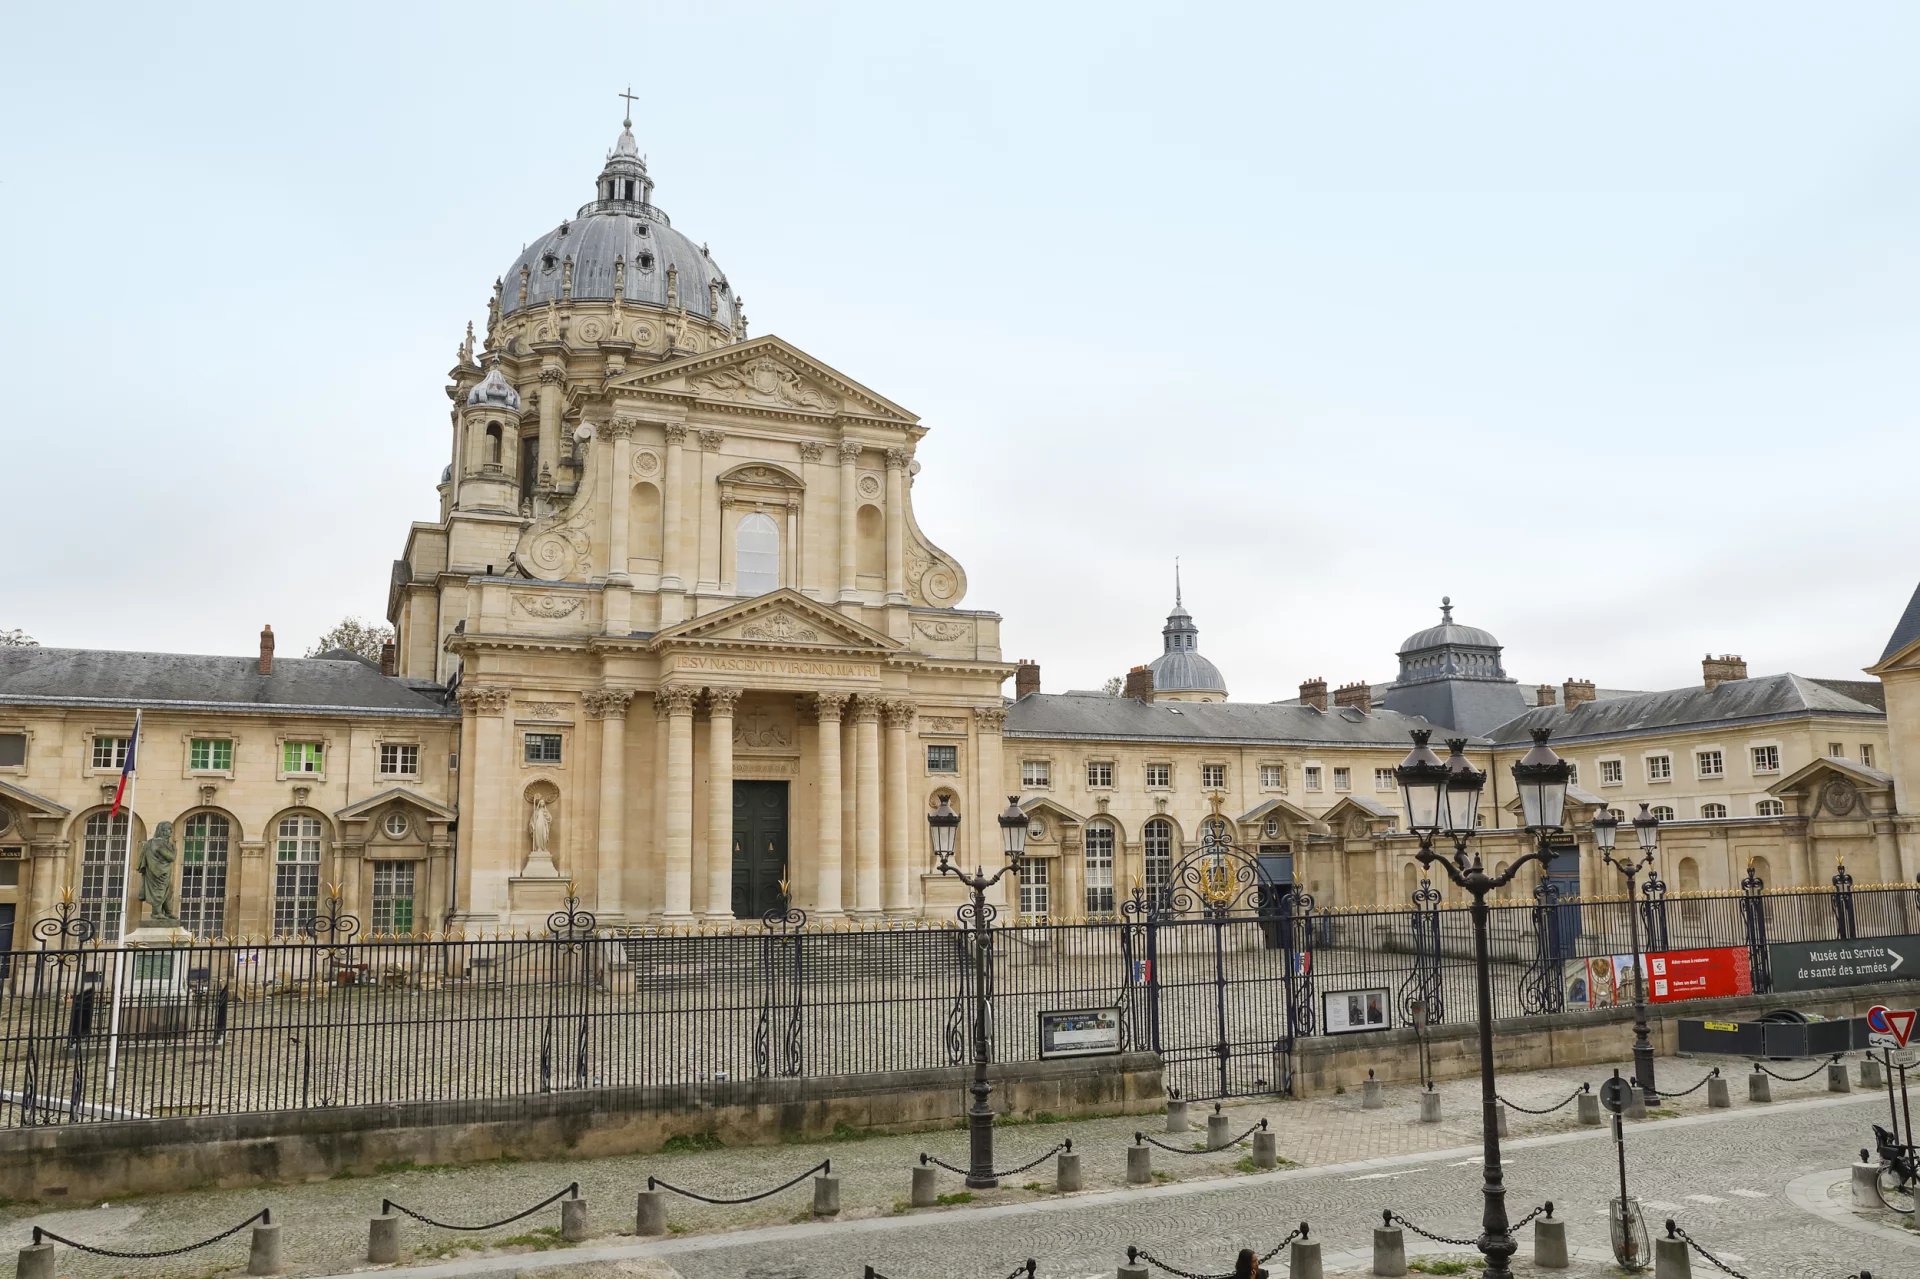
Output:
left=1145, top=562, right=1228, bottom=702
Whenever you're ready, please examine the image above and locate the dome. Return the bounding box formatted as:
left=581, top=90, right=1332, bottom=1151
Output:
left=465, top=365, right=521, bottom=410
left=1397, top=597, right=1499, bottom=655
left=499, top=124, right=741, bottom=333
left=1149, top=648, right=1227, bottom=695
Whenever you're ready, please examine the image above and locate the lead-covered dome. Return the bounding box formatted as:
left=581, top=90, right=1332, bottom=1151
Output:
left=1394, top=597, right=1507, bottom=682
left=1146, top=574, right=1228, bottom=701
left=499, top=122, right=742, bottom=333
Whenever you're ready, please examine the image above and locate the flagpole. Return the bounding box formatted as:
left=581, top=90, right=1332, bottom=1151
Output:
left=104, top=713, right=140, bottom=1092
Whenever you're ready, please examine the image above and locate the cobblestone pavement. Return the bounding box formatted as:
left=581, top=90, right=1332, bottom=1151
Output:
left=4, top=1052, right=1904, bottom=1278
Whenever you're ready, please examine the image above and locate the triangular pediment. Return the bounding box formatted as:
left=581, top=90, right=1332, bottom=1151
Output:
left=1768, top=755, right=1894, bottom=797
left=606, top=336, right=917, bottom=423
left=650, top=590, right=904, bottom=654
left=336, top=787, right=457, bottom=822
left=1237, top=796, right=1325, bottom=833
left=0, top=778, right=70, bottom=820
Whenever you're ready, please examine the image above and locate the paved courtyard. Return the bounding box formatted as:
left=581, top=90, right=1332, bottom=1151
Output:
left=7, top=1052, right=1912, bottom=1278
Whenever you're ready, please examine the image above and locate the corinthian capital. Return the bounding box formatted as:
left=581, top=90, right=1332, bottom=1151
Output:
left=803, top=690, right=851, bottom=723
left=799, top=441, right=827, bottom=463
left=837, top=440, right=862, bottom=464
left=607, top=417, right=637, bottom=440
left=654, top=684, right=699, bottom=716
left=663, top=423, right=689, bottom=444
left=457, top=684, right=511, bottom=715
left=539, top=366, right=565, bottom=385
left=583, top=688, right=634, bottom=719
left=972, top=705, right=1008, bottom=732
left=885, top=447, right=911, bottom=470
left=848, top=693, right=884, bottom=724
left=705, top=686, right=744, bottom=716
left=698, top=428, right=726, bottom=451
left=881, top=698, right=918, bottom=730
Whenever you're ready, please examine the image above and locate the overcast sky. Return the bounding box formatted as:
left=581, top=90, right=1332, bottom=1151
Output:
left=5, top=3, right=1917, bottom=701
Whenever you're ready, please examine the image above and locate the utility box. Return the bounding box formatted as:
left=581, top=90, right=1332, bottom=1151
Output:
left=1677, top=1014, right=1864, bottom=1057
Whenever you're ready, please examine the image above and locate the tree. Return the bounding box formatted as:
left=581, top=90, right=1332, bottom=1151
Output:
left=0, top=629, right=36, bottom=648
left=1101, top=676, right=1124, bottom=697
left=307, top=617, right=393, bottom=664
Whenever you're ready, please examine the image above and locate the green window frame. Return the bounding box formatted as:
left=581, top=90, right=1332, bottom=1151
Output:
left=189, top=738, right=233, bottom=771
left=282, top=741, right=324, bottom=774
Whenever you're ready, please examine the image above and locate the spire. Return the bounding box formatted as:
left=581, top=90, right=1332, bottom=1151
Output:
left=1175, top=557, right=1182, bottom=608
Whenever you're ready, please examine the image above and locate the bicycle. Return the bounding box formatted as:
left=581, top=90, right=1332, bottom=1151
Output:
left=1871, top=1123, right=1917, bottom=1214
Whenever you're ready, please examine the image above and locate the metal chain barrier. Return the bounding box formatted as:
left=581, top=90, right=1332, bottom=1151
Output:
left=1511, top=1202, right=1554, bottom=1230
left=920, top=1140, right=1071, bottom=1180
left=1662, top=1066, right=1722, bottom=1098
left=1497, top=1083, right=1588, bottom=1114
left=1135, top=1119, right=1268, bottom=1153
left=383, top=1183, right=578, bottom=1231
left=1382, top=1209, right=1478, bottom=1248
left=1665, top=1218, right=1751, bottom=1279
left=31, top=1209, right=271, bottom=1260
left=865, top=1261, right=1037, bottom=1279
left=1750, top=1054, right=1842, bottom=1082
left=1125, top=1223, right=1308, bottom=1279
left=648, top=1160, right=829, bottom=1205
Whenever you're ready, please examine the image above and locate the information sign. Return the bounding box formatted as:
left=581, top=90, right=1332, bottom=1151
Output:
left=1037, top=1007, right=1122, bottom=1059
left=1769, top=937, right=1919, bottom=993
left=1322, top=987, right=1391, bottom=1034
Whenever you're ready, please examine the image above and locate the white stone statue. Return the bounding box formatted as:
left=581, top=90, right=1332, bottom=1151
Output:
left=529, top=796, right=553, bottom=854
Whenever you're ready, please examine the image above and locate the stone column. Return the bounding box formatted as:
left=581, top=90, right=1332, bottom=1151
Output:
left=649, top=697, right=670, bottom=918
left=705, top=687, right=742, bottom=921
left=837, top=440, right=861, bottom=602
left=1059, top=831, right=1084, bottom=920
left=882, top=699, right=916, bottom=916
left=851, top=695, right=884, bottom=917
left=586, top=688, right=633, bottom=919
left=884, top=448, right=909, bottom=605
left=660, top=424, right=688, bottom=593
left=604, top=419, right=635, bottom=634
left=659, top=684, right=698, bottom=922
left=973, top=706, right=1008, bottom=869
left=537, top=365, right=563, bottom=478
left=809, top=692, right=849, bottom=919
left=696, top=429, right=725, bottom=594
left=798, top=442, right=825, bottom=595
left=718, top=497, right=738, bottom=595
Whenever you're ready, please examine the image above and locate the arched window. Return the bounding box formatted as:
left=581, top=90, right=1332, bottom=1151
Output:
left=1700, top=803, right=1727, bottom=820
left=1649, top=805, right=1675, bottom=822
left=486, top=422, right=503, bottom=467
left=80, top=812, right=129, bottom=940
left=735, top=512, right=780, bottom=596
left=1755, top=799, right=1785, bottom=818
left=1084, top=821, right=1116, bottom=916
left=1144, top=818, right=1174, bottom=908
left=273, top=814, right=324, bottom=935
left=180, top=812, right=230, bottom=938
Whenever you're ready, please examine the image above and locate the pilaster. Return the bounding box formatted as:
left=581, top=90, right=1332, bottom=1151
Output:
left=704, top=687, right=743, bottom=921
left=882, top=699, right=916, bottom=916
left=805, top=692, right=850, bottom=919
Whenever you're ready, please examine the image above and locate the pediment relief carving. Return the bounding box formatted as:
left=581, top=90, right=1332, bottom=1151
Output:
left=605, top=338, right=919, bottom=424
left=691, top=356, right=840, bottom=413
left=738, top=611, right=821, bottom=644
left=650, top=589, right=902, bottom=654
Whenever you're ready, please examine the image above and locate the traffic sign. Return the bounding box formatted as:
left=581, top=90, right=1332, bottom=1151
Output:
left=1867, top=1004, right=1916, bottom=1050
left=1599, top=1075, right=1632, bottom=1115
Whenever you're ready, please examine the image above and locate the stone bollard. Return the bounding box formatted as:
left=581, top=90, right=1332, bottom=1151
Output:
left=1533, top=1204, right=1567, bottom=1269
left=1625, top=1082, right=1648, bottom=1120
left=1419, top=1089, right=1441, bottom=1124
left=561, top=1196, right=590, bottom=1243
left=1577, top=1090, right=1602, bottom=1126
left=367, top=1213, right=402, bottom=1263
left=1707, top=1075, right=1731, bottom=1109
left=1493, top=1105, right=1510, bottom=1138
left=1166, top=1098, right=1190, bottom=1133
left=636, top=1189, right=667, bottom=1236
left=1291, top=1235, right=1324, bottom=1279
left=1863, top=1056, right=1886, bottom=1089
left=1119, top=1249, right=1152, bottom=1279
left=911, top=1164, right=938, bottom=1207
left=1830, top=1061, right=1853, bottom=1093
left=1372, top=1220, right=1407, bottom=1276
left=813, top=1174, right=841, bottom=1217
left=1207, top=1106, right=1232, bottom=1150
left=1653, top=1233, right=1691, bottom=1279
left=1363, top=1078, right=1386, bottom=1110
left=1127, top=1142, right=1153, bottom=1185
left=16, top=1243, right=54, bottom=1279
left=1853, top=1159, right=1882, bottom=1210
left=247, top=1216, right=282, bottom=1277
left=1057, top=1150, right=1083, bottom=1192
left=1252, top=1129, right=1278, bottom=1169
left=1749, top=1068, right=1772, bottom=1103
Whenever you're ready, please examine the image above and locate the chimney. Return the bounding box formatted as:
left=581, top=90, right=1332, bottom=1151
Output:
left=1014, top=659, right=1040, bottom=700
left=1333, top=680, right=1372, bottom=713
left=1535, top=684, right=1557, bottom=707
left=1561, top=678, right=1596, bottom=709
left=1299, top=677, right=1328, bottom=712
left=258, top=624, right=275, bottom=676
left=1702, top=653, right=1747, bottom=691
left=380, top=640, right=398, bottom=678
left=1123, top=665, right=1155, bottom=702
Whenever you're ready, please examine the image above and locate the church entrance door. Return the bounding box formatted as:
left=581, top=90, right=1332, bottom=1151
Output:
left=731, top=781, right=789, bottom=918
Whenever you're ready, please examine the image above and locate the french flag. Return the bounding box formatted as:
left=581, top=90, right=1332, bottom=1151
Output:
left=108, top=710, right=141, bottom=819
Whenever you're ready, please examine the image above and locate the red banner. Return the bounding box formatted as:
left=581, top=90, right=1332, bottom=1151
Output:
left=1646, top=946, right=1752, bottom=1003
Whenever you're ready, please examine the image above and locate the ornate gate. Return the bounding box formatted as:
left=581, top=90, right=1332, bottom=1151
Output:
left=1126, top=829, right=1314, bottom=1100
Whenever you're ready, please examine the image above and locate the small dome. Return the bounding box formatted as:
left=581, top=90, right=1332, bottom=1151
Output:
left=1398, top=597, right=1499, bottom=655
left=439, top=463, right=452, bottom=484
left=465, top=366, right=521, bottom=410
left=1149, top=648, right=1227, bottom=695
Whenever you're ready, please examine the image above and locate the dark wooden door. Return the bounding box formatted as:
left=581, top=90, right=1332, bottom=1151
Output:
left=731, top=781, right=789, bottom=918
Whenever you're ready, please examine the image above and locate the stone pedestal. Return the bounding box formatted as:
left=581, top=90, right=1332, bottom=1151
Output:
left=1206, top=1110, right=1232, bottom=1150
left=1625, top=1083, right=1648, bottom=1120
left=1862, top=1056, right=1886, bottom=1089
left=1706, top=1076, right=1731, bottom=1108
left=367, top=1214, right=401, bottom=1263
left=911, top=1164, right=937, bottom=1207
left=1653, top=1234, right=1691, bottom=1279
left=1290, top=1238, right=1324, bottom=1279
left=1252, top=1130, right=1278, bottom=1169
left=812, top=1174, right=840, bottom=1217
left=1057, top=1151, right=1082, bottom=1191
left=1419, top=1090, right=1441, bottom=1123
left=635, top=1190, right=666, bottom=1235
left=247, top=1221, right=282, bottom=1276
left=1534, top=1215, right=1569, bottom=1269
left=1372, top=1226, right=1407, bottom=1276
left=560, top=1196, right=589, bottom=1242
left=1577, top=1091, right=1602, bottom=1125
left=16, top=1243, right=53, bottom=1279
left=1853, top=1160, right=1882, bottom=1210
left=1749, top=1070, right=1772, bottom=1103
left=1127, top=1144, right=1152, bottom=1184
left=1829, top=1061, right=1852, bottom=1093
left=1166, top=1098, right=1190, bottom=1132
left=1362, top=1079, right=1385, bottom=1110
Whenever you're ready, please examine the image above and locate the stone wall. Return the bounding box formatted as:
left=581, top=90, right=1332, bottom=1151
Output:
left=0, top=1052, right=1163, bottom=1203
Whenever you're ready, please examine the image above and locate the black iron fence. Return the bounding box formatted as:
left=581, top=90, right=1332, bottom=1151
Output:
left=3, top=877, right=1915, bottom=1126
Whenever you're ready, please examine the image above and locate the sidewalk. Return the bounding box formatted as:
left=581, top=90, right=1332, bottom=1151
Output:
left=1, top=1052, right=1866, bottom=1278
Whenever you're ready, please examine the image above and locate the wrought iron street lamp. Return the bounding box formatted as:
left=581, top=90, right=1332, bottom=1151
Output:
left=928, top=795, right=1029, bottom=1188
left=1395, top=727, right=1573, bottom=1279
left=1594, top=801, right=1662, bottom=1102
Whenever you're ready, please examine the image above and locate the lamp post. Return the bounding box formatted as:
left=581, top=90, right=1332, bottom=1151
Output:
left=1594, top=802, right=1662, bottom=1102
left=1395, top=727, right=1572, bottom=1279
left=927, top=794, right=1029, bottom=1189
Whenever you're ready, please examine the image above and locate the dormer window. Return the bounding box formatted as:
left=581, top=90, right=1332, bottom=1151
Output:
left=638, top=251, right=654, bottom=271
left=541, top=253, right=557, bottom=273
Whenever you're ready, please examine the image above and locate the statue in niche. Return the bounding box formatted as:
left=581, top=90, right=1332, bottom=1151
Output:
left=529, top=797, right=553, bottom=855
left=135, top=820, right=179, bottom=922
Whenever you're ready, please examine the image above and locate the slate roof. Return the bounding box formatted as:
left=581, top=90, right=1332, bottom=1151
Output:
left=1004, top=691, right=1451, bottom=748
left=1811, top=678, right=1887, bottom=712
left=1485, top=673, right=1881, bottom=746
left=1881, top=581, right=1920, bottom=664
left=0, top=649, right=456, bottom=718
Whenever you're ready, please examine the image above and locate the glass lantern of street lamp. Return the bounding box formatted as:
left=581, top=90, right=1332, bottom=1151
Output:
left=1395, top=729, right=1449, bottom=838
left=1591, top=806, right=1620, bottom=854
left=1633, top=801, right=1661, bottom=853
left=998, top=796, right=1029, bottom=860
left=1440, top=738, right=1486, bottom=837
left=1511, top=728, right=1572, bottom=833
left=928, top=795, right=961, bottom=866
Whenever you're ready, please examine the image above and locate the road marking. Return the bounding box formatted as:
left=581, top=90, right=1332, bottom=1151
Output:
left=1447, top=1157, right=1485, bottom=1166
left=1684, top=1194, right=1726, bottom=1204
left=1728, top=1189, right=1767, bottom=1199
left=1348, top=1169, right=1427, bottom=1181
